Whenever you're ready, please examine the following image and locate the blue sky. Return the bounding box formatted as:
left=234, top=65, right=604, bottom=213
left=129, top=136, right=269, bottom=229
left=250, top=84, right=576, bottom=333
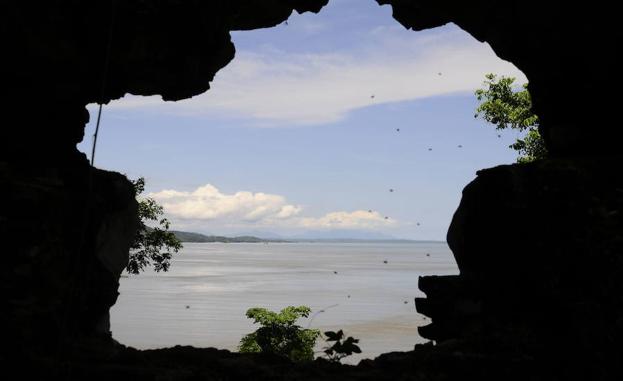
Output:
left=78, top=0, right=526, bottom=240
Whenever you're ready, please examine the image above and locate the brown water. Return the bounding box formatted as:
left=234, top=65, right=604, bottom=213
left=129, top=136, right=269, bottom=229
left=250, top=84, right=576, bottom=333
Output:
left=111, top=242, right=458, bottom=363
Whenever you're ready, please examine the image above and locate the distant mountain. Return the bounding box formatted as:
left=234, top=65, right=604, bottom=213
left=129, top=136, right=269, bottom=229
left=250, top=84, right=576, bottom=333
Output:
left=171, top=230, right=288, bottom=243
left=289, top=238, right=421, bottom=243
left=171, top=229, right=431, bottom=244
left=234, top=230, right=286, bottom=240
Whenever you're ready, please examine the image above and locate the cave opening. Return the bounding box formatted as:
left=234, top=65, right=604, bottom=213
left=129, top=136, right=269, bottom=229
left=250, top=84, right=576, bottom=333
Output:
left=4, top=0, right=623, bottom=378
left=76, top=0, right=527, bottom=362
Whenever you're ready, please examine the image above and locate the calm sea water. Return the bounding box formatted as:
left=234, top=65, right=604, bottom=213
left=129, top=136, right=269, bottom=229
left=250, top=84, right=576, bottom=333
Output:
left=111, top=242, right=458, bottom=363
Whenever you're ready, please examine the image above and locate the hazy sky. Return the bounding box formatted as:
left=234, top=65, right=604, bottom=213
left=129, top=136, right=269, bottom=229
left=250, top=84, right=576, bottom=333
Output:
left=78, top=0, right=526, bottom=240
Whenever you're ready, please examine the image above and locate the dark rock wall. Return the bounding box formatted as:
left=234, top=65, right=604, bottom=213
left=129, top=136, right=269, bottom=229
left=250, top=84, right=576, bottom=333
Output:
left=417, top=158, right=623, bottom=377
left=1, top=163, right=138, bottom=360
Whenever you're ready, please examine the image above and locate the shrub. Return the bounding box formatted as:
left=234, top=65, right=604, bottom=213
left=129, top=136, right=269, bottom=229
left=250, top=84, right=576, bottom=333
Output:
left=239, top=306, right=320, bottom=362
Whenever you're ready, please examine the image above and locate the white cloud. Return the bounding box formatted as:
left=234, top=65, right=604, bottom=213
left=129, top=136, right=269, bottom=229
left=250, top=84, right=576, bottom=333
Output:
left=105, top=25, right=526, bottom=126
left=149, top=184, right=302, bottom=222
left=149, top=184, right=394, bottom=231
left=298, top=210, right=395, bottom=229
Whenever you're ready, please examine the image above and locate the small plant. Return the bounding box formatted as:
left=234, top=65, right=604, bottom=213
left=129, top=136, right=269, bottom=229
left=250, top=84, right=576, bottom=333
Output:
left=239, top=306, right=320, bottom=362
left=322, top=330, right=361, bottom=363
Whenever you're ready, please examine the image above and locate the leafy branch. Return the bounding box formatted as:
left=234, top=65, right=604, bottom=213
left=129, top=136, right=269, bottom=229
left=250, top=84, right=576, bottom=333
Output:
left=127, top=177, right=182, bottom=274
left=475, top=73, right=547, bottom=162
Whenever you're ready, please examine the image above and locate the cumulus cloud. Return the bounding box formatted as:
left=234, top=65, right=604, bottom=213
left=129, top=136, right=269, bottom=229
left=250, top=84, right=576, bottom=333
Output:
left=298, top=210, right=395, bottom=229
left=149, top=184, right=394, bottom=230
left=105, top=25, right=526, bottom=126
left=149, top=184, right=302, bottom=222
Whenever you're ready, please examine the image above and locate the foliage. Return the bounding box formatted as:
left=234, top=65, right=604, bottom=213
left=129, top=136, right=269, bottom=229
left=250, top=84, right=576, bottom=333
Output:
left=322, top=330, right=361, bottom=363
left=239, top=306, right=321, bottom=362
left=127, top=177, right=183, bottom=274
left=475, top=73, right=547, bottom=162
left=510, top=128, right=548, bottom=164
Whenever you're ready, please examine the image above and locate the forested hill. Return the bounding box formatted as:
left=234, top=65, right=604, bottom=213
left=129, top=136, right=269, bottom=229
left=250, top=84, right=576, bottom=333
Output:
left=171, top=231, right=287, bottom=243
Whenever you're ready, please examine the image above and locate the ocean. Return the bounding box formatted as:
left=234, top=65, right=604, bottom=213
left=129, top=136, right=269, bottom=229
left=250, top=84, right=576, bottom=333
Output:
left=111, top=241, right=458, bottom=363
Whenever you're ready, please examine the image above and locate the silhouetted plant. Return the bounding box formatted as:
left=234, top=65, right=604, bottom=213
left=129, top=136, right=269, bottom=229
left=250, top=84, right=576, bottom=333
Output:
left=127, top=177, right=182, bottom=274
left=239, top=306, right=320, bottom=362
left=322, top=330, right=361, bottom=363
left=475, top=73, right=547, bottom=162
